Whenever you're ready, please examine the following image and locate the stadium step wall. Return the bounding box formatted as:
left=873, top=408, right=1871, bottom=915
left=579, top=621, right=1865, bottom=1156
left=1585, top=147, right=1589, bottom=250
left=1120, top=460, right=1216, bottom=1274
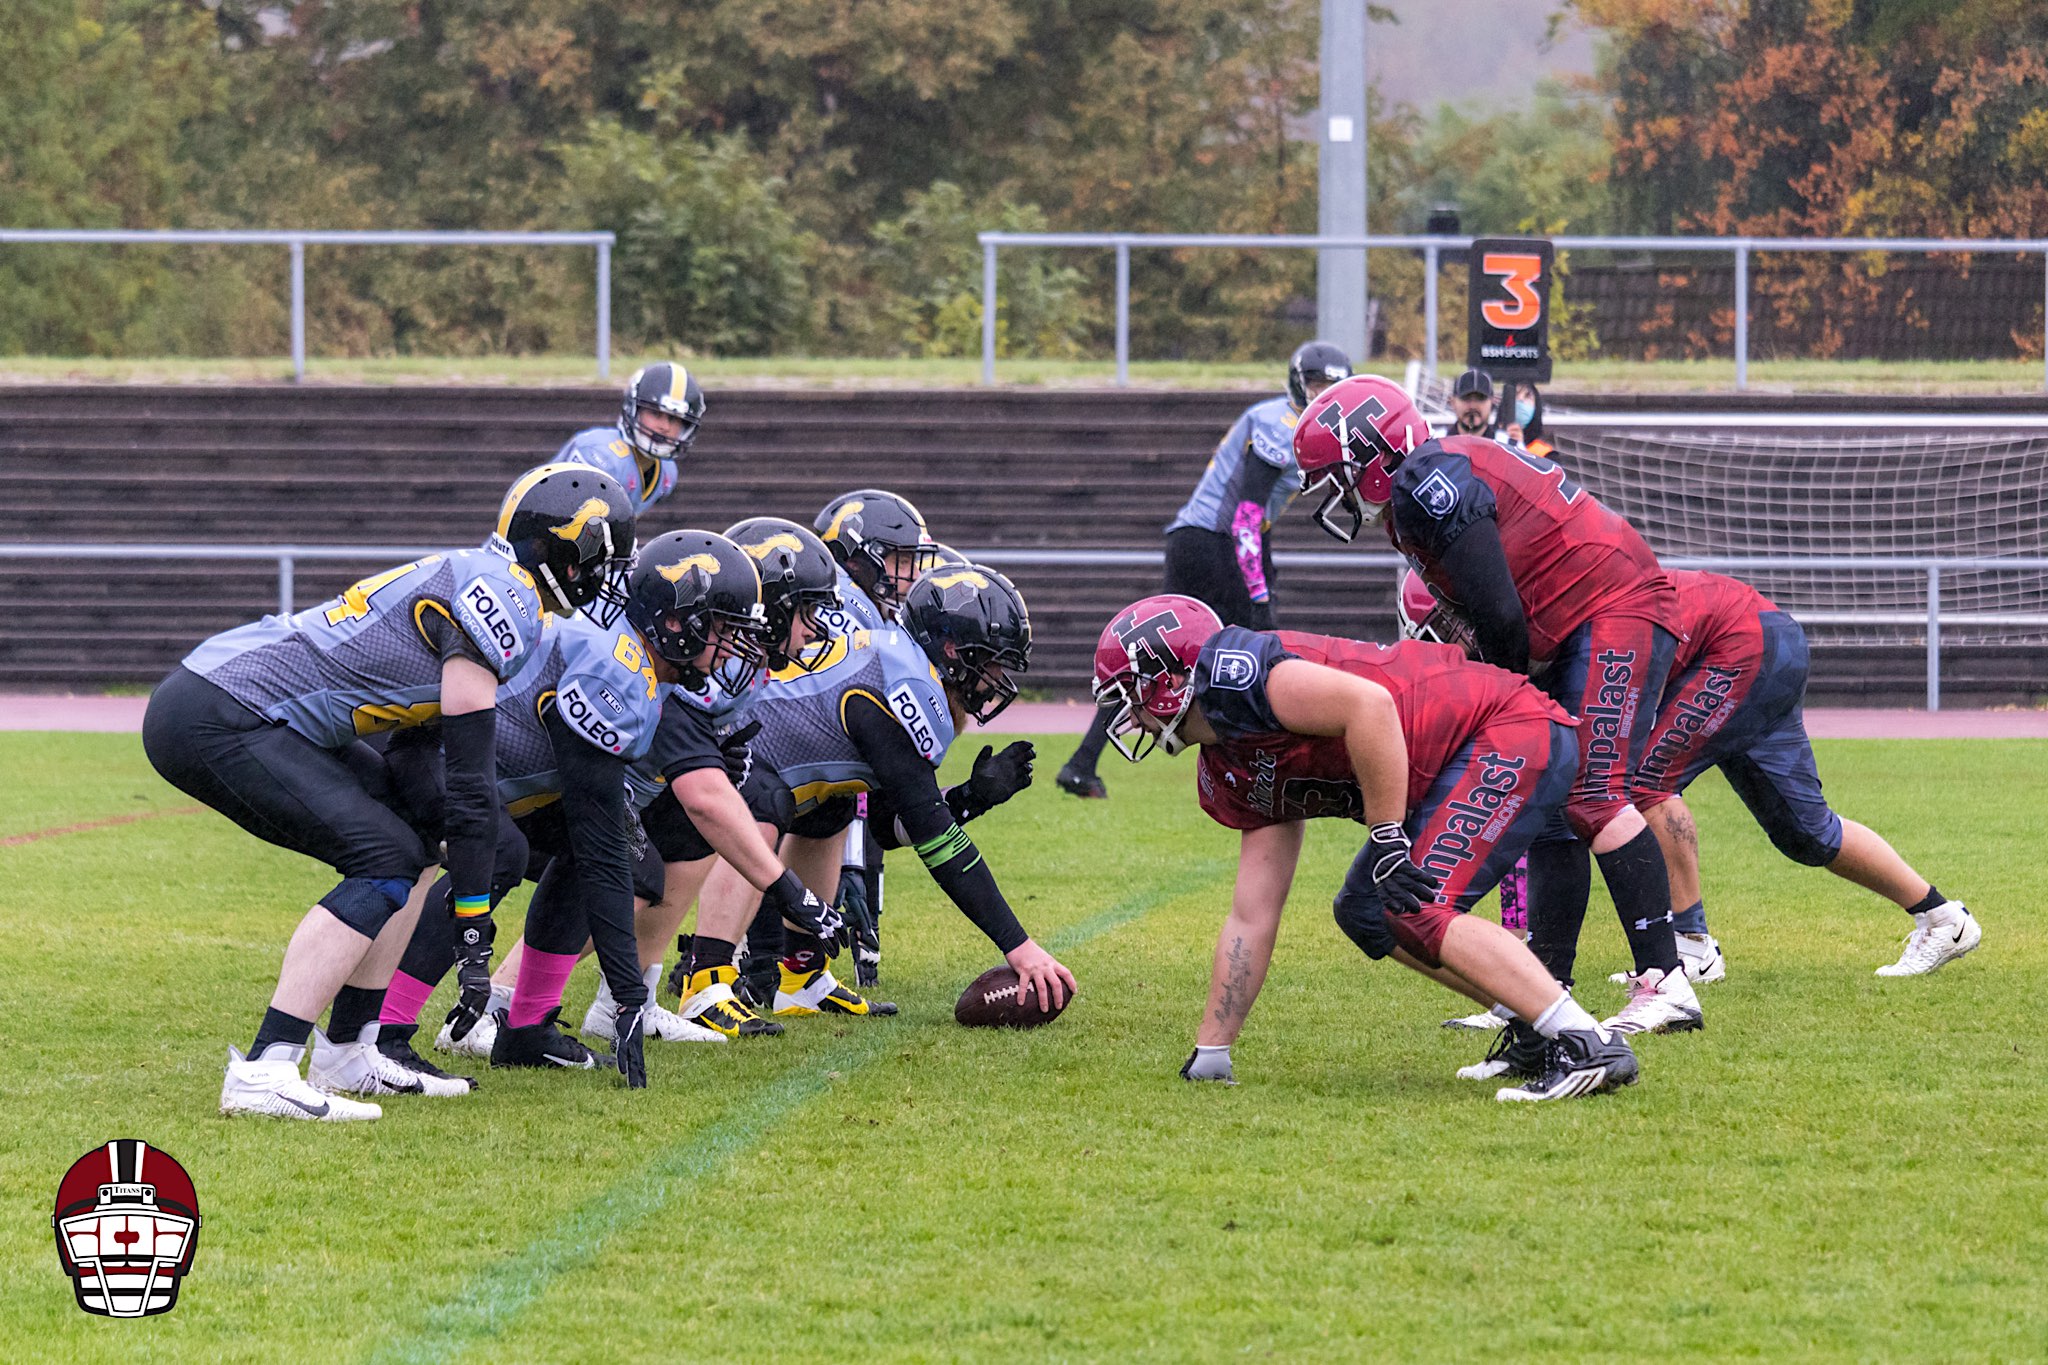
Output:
left=0, top=385, right=2040, bottom=704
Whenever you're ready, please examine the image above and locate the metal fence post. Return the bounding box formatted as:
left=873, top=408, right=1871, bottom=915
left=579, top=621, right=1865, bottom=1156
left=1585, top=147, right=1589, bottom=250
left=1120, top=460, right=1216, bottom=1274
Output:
left=596, top=239, right=612, bottom=380
left=981, top=241, right=998, bottom=385
left=2041, top=254, right=2047, bottom=392
left=1926, top=564, right=1941, bottom=711
left=1114, top=240, right=1131, bottom=387
left=1423, top=243, right=1440, bottom=381
left=289, top=240, right=306, bottom=381
left=279, top=554, right=295, bottom=616
left=1733, top=243, right=1749, bottom=392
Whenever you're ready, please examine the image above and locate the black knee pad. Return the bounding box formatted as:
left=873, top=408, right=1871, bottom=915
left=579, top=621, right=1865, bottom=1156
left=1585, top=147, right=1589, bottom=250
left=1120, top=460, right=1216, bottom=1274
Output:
left=323, top=876, right=415, bottom=935
left=1332, top=887, right=1397, bottom=960
left=1764, top=819, right=1839, bottom=868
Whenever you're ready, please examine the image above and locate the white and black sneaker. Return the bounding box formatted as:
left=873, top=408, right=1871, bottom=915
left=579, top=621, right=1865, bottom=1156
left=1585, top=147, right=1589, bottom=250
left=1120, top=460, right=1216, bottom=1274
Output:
left=1456, top=1020, right=1549, bottom=1082
left=221, top=1044, right=381, bottom=1121
left=309, top=1027, right=473, bottom=1098
left=1496, top=1026, right=1639, bottom=1103
left=1603, top=965, right=1706, bottom=1036
left=1876, top=902, right=1982, bottom=977
left=375, top=1022, right=478, bottom=1091
left=491, top=1007, right=607, bottom=1070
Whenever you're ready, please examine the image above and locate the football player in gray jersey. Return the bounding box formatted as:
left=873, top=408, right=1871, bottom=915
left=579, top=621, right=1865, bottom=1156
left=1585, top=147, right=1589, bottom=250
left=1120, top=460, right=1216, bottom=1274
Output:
left=143, top=465, right=635, bottom=1121
left=1058, top=340, right=1351, bottom=801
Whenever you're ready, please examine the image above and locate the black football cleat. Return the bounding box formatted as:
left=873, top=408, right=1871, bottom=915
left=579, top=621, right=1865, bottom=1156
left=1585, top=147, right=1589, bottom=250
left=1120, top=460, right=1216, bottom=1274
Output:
left=1055, top=763, right=1108, bottom=800
left=1454, top=1019, right=1548, bottom=1083
left=1496, top=1027, right=1639, bottom=1103
left=376, top=1022, right=478, bottom=1091
left=491, top=1007, right=609, bottom=1070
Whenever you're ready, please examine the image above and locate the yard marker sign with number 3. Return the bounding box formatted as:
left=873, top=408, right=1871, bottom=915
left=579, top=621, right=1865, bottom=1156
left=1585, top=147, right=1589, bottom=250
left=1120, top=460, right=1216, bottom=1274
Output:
left=1467, top=236, right=1553, bottom=383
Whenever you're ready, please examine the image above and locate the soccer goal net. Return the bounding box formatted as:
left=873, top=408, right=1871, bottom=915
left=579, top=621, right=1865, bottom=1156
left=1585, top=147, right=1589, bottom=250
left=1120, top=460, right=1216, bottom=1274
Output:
left=1548, top=417, right=2048, bottom=646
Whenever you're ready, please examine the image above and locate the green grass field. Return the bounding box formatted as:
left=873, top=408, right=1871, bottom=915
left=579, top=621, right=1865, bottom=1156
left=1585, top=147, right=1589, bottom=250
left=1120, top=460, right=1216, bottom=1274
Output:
left=2, top=732, right=2043, bottom=1361
left=2, top=353, right=2045, bottom=395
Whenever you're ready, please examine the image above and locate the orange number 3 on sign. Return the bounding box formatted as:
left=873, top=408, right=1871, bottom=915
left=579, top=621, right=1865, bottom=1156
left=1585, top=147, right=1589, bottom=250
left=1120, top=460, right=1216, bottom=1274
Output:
left=1480, top=253, right=1544, bottom=330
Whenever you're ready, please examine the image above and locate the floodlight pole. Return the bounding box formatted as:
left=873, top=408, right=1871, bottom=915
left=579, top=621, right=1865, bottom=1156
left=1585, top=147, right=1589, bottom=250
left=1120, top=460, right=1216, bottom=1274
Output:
left=1317, top=0, right=1369, bottom=360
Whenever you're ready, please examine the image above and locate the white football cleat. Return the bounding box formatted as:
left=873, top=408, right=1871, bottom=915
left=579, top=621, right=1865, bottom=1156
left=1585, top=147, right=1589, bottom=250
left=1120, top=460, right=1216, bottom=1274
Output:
left=1443, top=1004, right=1511, bottom=1032
left=308, top=1028, right=472, bottom=1098
left=1876, top=902, right=1982, bottom=977
left=436, top=1009, right=498, bottom=1059
left=221, top=1044, right=381, bottom=1121
left=1602, top=966, right=1705, bottom=1036
left=1677, top=932, right=1726, bottom=984
left=644, top=999, right=728, bottom=1043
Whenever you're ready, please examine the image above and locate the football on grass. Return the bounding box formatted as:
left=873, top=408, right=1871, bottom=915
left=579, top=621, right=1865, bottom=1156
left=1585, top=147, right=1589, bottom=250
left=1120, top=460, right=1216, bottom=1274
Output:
left=954, top=965, right=1068, bottom=1028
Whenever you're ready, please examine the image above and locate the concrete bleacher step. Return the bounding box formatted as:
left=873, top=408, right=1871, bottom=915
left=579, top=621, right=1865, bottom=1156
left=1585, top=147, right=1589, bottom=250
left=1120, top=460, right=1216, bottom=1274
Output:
left=1, top=385, right=2035, bottom=703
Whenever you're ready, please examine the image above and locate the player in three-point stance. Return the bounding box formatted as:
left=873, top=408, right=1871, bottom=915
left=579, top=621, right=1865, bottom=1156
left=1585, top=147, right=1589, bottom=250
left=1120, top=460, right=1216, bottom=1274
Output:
left=143, top=463, right=634, bottom=1120
left=1293, top=375, right=1704, bottom=1038
left=1094, top=594, right=1639, bottom=1102
left=677, top=566, right=1073, bottom=1036
left=1629, top=570, right=1981, bottom=979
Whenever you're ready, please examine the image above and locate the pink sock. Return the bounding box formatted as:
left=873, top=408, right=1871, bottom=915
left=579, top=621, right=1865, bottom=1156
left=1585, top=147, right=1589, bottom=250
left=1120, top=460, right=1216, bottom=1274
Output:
left=379, top=971, right=439, bottom=1027
left=507, top=948, right=579, bottom=1028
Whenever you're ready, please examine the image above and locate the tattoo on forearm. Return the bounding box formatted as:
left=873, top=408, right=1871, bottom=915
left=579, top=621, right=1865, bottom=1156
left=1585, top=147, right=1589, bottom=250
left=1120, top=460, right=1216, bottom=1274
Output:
left=1214, top=936, right=1252, bottom=1028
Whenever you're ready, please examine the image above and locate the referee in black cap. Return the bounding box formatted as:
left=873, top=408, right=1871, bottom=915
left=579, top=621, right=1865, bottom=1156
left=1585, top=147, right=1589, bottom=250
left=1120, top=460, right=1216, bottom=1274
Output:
left=1450, top=367, right=1498, bottom=438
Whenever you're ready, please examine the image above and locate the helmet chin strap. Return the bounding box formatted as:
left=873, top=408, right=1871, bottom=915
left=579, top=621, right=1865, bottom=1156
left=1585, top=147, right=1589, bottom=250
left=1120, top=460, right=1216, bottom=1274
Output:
left=537, top=563, right=576, bottom=616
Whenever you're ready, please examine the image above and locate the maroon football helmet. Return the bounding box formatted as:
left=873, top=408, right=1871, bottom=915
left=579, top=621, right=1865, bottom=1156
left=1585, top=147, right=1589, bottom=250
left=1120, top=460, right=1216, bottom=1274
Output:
left=1293, top=374, right=1430, bottom=542
left=52, top=1140, right=201, bottom=1318
left=1092, top=594, right=1223, bottom=760
left=1393, top=567, right=1479, bottom=657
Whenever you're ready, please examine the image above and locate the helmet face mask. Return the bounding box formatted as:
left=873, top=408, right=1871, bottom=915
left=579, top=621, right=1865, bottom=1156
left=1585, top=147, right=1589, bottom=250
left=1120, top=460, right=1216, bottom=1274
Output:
left=900, top=566, right=1033, bottom=725
left=1091, top=594, right=1223, bottom=761
left=498, top=464, right=638, bottom=619
left=815, top=490, right=937, bottom=620
left=1293, top=375, right=1423, bottom=543
left=618, top=363, right=707, bottom=462
left=625, top=531, right=767, bottom=691
left=723, top=517, right=840, bottom=671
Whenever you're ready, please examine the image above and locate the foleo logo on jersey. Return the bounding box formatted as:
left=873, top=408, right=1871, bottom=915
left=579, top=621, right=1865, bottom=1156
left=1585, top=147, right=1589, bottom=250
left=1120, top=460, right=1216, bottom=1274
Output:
left=558, top=680, right=626, bottom=753
left=1412, top=470, right=1460, bottom=520
left=1209, top=649, right=1259, bottom=690
left=887, top=682, right=941, bottom=762
left=460, top=581, right=521, bottom=662
left=53, top=1141, right=201, bottom=1318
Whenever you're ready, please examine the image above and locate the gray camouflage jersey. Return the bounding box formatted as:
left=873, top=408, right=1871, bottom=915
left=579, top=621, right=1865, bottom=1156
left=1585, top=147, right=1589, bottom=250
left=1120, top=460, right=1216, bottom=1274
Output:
left=182, top=540, right=546, bottom=751
left=1165, top=393, right=1304, bottom=534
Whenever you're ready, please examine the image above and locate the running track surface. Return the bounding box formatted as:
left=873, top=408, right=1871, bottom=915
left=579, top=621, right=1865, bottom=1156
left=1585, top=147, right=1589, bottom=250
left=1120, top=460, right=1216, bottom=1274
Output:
left=5, top=693, right=2048, bottom=740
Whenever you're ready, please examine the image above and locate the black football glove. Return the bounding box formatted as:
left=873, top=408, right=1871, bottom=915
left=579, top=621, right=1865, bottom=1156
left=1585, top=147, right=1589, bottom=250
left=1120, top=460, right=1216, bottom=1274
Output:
left=719, top=719, right=761, bottom=787
left=446, top=911, right=496, bottom=1042
left=947, top=741, right=1037, bottom=824
left=767, top=869, right=843, bottom=947
left=614, top=1003, right=647, bottom=1089
left=1363, top=822, right=1440, bottom=917
left=834, top=870, right=881, bottom=988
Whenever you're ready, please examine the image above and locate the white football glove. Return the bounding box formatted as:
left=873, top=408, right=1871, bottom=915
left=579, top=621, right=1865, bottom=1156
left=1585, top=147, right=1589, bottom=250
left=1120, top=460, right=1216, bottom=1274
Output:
left=1179, top=1045, right=1236, bottom=1084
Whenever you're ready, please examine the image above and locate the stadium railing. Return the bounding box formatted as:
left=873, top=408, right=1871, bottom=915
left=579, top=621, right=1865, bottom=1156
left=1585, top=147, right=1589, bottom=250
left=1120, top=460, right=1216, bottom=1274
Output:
left=0, top=228, right=618, bottom=380
left=3, top=543, right=2040, bottom=711
left=975, top=231, right=2048, bottom=390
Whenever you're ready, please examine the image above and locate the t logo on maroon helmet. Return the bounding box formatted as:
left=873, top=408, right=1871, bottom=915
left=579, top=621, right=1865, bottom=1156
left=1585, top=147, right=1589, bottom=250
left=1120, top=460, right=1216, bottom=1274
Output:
left=52, top=1140, right=201, bottom=1318
left=1114, top=608, right=1182, bottom=676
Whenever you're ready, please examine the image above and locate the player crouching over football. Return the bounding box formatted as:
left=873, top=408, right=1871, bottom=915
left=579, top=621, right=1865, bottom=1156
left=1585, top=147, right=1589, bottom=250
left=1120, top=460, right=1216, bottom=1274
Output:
left=1093, top=594, right=1638, bottom=1103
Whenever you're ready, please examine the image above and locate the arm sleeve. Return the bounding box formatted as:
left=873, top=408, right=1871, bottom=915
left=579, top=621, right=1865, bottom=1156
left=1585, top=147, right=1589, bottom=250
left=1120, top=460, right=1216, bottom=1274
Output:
left=544, top=706, right=635, bottom=944
left=1228, top=458, right=1285, bottom=603
left=439, top=708, right=499, bottom=911
left=419, top=607, right=491, bottom=670
left=1435, top=518, right=1530, bottom=675
left=649, top=696, right=726, bottom=782
left=844, top=692, right=1028, bottom=954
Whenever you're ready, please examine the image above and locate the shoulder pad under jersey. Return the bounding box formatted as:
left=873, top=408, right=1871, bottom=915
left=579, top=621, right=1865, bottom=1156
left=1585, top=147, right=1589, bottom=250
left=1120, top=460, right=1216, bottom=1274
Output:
left=446, top=546, right=546, bottom=679
left=871, top=628, right=956, bottom=766
left=551, top=617, right=663, bottom=760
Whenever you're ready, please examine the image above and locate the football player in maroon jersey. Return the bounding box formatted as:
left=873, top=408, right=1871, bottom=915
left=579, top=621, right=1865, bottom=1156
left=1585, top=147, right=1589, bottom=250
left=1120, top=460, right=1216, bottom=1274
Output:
left=1095, top=594, right=1639, bottom=1102
left=1292, top=375, right=1703, bottom=1036
left=1631, top=570, right=1980, bottom=979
